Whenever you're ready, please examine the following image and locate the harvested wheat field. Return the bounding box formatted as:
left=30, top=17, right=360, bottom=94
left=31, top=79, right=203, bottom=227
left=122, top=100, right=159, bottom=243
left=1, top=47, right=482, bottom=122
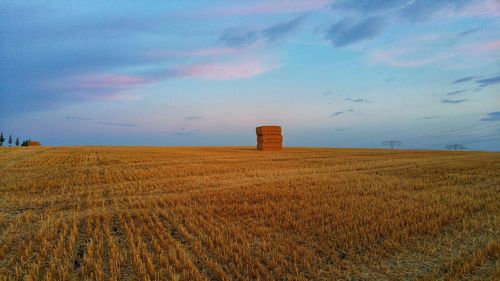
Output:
left=0, top=146, right=499, bottom=280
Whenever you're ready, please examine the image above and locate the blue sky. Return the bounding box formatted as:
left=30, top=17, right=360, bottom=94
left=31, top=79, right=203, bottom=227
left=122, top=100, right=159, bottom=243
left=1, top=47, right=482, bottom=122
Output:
left=1, top=0, right=499, bottom=150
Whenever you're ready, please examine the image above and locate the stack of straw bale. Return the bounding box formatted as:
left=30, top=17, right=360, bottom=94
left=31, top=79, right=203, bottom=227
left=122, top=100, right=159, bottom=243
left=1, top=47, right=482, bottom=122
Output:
left=256, top=126, right=282, bottom=150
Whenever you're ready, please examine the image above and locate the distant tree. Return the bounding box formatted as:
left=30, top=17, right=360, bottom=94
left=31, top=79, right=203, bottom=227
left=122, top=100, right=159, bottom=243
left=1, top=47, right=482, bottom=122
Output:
left=21, top=140, right=28, bottom=147
left=8, top=135, right=12, bottom=147
left=15, top=137, right=20, bottom=146
left=0, top=133, right=4, bottom=146
left=383, top=140, right=401, bottom=149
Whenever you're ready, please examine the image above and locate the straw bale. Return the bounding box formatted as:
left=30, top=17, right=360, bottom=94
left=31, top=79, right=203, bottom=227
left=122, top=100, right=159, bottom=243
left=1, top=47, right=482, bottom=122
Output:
left=256, top=126, right=282, bottom=136
left=257, top=135, right=283, bottom=143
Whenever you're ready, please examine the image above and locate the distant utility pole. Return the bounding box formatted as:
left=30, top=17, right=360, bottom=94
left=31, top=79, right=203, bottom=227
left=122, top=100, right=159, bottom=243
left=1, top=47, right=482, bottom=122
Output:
left=446, top=144, right=466, bottom=151
left=383, top=140, right=401, bottom=149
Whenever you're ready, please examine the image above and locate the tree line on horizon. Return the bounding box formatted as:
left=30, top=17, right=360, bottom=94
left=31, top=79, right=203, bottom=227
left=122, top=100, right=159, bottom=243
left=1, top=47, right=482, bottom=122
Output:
left=0, top=132, right=38, bottom=147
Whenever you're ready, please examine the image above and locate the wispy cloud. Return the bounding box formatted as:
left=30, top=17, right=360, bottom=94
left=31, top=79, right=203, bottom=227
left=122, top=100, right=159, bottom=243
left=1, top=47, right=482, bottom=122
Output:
left=451, top=0, right=500, bottom=18
left=185, top=116, right=203, bottom=121
left=476, top=75, right=500, bottom=87
left=325, top=17, right=385, bottom=47
left=331, top=0, right=496, bottom=22
left=177, top=59, right=277, bottom=80
left=262, top=16, right=304, bottom=42
left=162, top=128, right=201, bottom=136
left=467, top=39, right=500, bottom=53
left=359, top=3, right=499, bottom=69
left=453, top=76, right=477, bottom=84
left=445, top=89, right=467, bottom=96
left=418, top=115, right=442, bottom=120
left=46, top=72, right=168, bottom=103
left=212, top=0, right=330, bottom=16
left=331, top=109, right=354, bottom=117
left=219, top=28, right=259, bottom=48
left=220, top=16, right=305, bottom=48
left=328, top=1, right=489, bottom=49
left=367, top=31, right=500, bottom=68
left=174, top=129, right=200, bottom=136
left=72, top=74, right=150, bottom=89
left=65, top=116, right=93, bottom=121
left=368, top=35, right=454, bottom=67
left=146, top=47, right=245, bottom=59
left=48, top=58, right=276, bottom=104
left=97, top=122, right=136, bottom=127
left=346, top=98, right=371, bottom=103
left=67, top=116, right=137, bottom=127
left=480, top=111, right=500, bottom=121
left=441, top=99, right=468, bottom=104
left=456, top=28, right=482, bottom=37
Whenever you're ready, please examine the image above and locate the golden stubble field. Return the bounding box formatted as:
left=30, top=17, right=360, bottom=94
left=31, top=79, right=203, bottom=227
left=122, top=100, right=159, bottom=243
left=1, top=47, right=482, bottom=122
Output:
left=0, top=146, right=499, bottom=280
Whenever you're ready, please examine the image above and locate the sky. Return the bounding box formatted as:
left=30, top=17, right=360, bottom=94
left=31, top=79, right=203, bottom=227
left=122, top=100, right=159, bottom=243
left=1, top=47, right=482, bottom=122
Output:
left=1, top=0, right=499, bottom=150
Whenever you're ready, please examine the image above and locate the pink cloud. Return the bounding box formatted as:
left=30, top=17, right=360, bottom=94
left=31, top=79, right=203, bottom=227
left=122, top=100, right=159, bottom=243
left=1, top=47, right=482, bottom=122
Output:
left=75, top=60, right=274, bottom=85
left=74, top=74, right=151, bottom=89
left=51, top=59, right=275, bottom=101
left=82, top=90, right=142, bottom=102
left=178, top=60, right=277, bottom=80
left=367, top=35, right=451, bottom=67
left=468, top=39, right=500, bottom=53
left=146, top=46, right=257, bottom=59
left=39, top=73, right=154, bottom=102
left=210, top=0, right=331, bottom=16
left=367, top=33, right=500, bottom=68
left=369, top=48, right=453, bottom=67
left=440, top=0, right=500, bottom=18
left=45, top=58, right=277, bottom=104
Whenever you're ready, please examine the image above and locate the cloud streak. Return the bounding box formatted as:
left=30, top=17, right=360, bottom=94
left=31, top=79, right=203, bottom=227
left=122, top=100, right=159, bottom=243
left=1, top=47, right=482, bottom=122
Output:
left=346, top=98, right=371, bottom=103
left=42, top=58, right=276, bottom=105
left=212, top=0, right=330, bottom=16
left=65, top=116, right=93, bottom=121
left=220, top=16, right=305, bottom=48
left=185, top=116, right=203, bottom=121
left=468, top=39, right=500, bottom=53
left=219, top=28, right=259, bottom=48
left=368, top=35, right=455, bottom=67
left=367, top=31, right=500, bottom=68
left=325, top=17, right=385, bottom=47
left=445, top=89, right=467, bottom=96
left=331, top=0, right=490, bottom=22
left=418, top=115, right=442, bottom=120
left=326, top=0, right=491, bottom=49
left=476, top=75, right=500, bottom=87
left=480, top=111, right=500, bottom=122
left=441, top=99, right=468, bottom=104
left=162, top=128, right=201, bottom=136
left=331, top=109, right=354, bottom=117
left=97, top=122, right=136, bottom=127
left=262, top=16, right=304, bottom=42
left=177, top=59, right=276, bottom=80
left=453, top=76, right=477, bottom=84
